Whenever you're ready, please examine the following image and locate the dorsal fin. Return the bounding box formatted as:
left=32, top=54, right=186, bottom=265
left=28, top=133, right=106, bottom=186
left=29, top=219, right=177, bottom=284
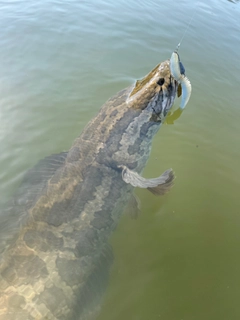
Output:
left=20, top=152, right=68, bottom=188
left=0, top=152, right=68, bottom=253
left=12, top=152, right=68, bottom=206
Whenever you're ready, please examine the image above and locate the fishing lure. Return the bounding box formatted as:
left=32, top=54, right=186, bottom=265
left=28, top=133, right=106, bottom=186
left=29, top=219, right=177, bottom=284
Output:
left=169, top=8, right=196, bottom=109
left=170, top=50, right=192, bottom=109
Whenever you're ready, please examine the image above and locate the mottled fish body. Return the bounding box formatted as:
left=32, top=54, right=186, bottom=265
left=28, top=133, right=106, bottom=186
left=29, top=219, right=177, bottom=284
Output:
left=0, top=60, right=178, bottom=320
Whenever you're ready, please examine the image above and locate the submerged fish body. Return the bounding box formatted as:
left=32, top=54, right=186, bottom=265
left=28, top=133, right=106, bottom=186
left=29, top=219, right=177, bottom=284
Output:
left=170, top=51, right=192, bottom=109
left=0, top=60, right=177, bottom=320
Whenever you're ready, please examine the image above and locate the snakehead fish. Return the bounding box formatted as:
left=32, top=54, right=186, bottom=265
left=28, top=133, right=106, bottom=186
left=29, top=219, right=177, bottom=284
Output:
left=0, top=59, right=181, bottom=320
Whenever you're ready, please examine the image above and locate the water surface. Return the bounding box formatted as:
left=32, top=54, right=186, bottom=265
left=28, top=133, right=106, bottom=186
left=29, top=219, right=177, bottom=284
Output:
left=0, top=0, right=240, bottom=319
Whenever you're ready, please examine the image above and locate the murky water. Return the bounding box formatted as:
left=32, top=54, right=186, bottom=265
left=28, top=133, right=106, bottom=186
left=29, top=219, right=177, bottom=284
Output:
left=0, top=0, right=240, bottom=319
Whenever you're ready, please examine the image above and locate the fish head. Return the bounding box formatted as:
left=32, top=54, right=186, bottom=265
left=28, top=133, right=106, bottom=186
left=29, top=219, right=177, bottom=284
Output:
left=127, top=60, right=177, bottom=122
left=95, top=60, right=178, bottom=171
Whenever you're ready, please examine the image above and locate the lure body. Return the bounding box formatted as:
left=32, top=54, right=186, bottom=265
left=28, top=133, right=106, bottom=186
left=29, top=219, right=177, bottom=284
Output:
left=170, top=51, right=192, bottom=109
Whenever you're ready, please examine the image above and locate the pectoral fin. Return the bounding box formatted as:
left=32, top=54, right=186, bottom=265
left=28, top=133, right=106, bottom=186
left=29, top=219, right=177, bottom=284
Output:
left=120, top=166, right=174, bottom=196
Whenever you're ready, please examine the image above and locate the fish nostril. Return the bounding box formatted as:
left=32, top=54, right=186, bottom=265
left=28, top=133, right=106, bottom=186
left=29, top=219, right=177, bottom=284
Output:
left=157, top=78, right=165, bottom=86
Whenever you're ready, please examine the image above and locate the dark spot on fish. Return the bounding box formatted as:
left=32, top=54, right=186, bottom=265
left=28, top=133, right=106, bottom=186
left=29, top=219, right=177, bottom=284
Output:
left=91, top=209, right=114, bottom=230
left=35, top=197, right=72, bottom=227
left=8, top=294, right=26, bottom=309
left=24, top=230, right=48, bottom=252
left=110, top=109, right=118, bottom=118
left=1, top=264, right=17, bottom=284
left=56, top=257, right=84, bottom=287
left=101, top=125, right=107, bottom=134
left=126, top=161, right=138, bottom=170
left=127, top=137, right=144, bottom=156
left=140, top=122, right=150, bottom=137
left=104, top=159, right=122, bottom=172
left=73, top=228, right=98, bottom=257
left=16, top=255, right=49, bottom=280
left=150, top=113, right=161, bottom=123
left=1, top=255, right=48, bottom=285
left=37, top=284, right=68, bottom=317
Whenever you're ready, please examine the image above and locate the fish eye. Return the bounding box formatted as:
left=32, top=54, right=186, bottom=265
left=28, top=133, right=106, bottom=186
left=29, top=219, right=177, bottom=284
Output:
left=157, top=78, right=165, bottom=86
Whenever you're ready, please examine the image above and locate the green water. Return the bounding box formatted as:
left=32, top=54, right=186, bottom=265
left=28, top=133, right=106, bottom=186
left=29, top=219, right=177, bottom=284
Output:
left=0, top=0, right=240, bottom=319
